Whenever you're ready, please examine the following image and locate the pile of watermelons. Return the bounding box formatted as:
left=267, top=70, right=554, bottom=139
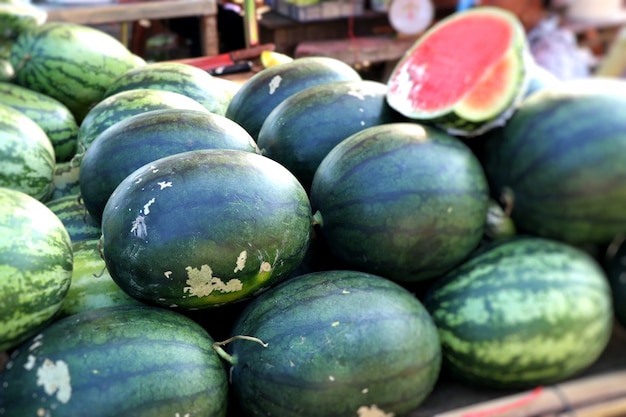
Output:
left=2, top=2, right=626, bottom=416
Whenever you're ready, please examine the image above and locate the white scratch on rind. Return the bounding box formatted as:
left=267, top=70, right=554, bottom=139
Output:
left=24, top=355, right=36, bottom=370
left=130, top=216, right=147, bottom=238
left=143, top=198, right=156, bottom=215
left=234, top=250, right=247, bottom=273
left=164, top=271, right=173, bottom=279
left=157, top=181, right=172, bottom=190
left=268, top=75, right=282, bottom=94
left=36, top=359, right=71, bottom=404
left=347, top=88, right=377, bottom=100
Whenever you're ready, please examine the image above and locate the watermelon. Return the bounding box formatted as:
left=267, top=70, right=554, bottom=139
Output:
left=221, top=269, right=441, bottom=417
left=9, top=22, right=140, bottom=122
left=45, top=195, right=102, bottom=242
left=0, top=102, right=55, bottom=202
left=0, top=187, right=73, bottom=352
left=103, top=61, right=232, bottom=116
left=257, top=79, right=404, bottom=190
left=101, top=149, right=312, bottom=309
left=0, top=81, right=79, bottom=162
left=225, top=56, right=362, bottom=139
left=51, top=159, right=81, bottom=200
left=79, top=108, right=260, bottom=223
left=310, top=122, right=490, bottom=283
left=483, top=78, right=626, bottom=246
left=59, top=238, right=143, bottom=317
left=423, top=236, right=613, bottom=389
left=0, top=305, right=229, bottom=417
left=386, top=6, right=530, bottom=136
left=0, top=2, right=46, bottom=40
left=76, top=88, right=210, bottom=156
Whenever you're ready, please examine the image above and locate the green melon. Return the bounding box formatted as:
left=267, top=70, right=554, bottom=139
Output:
left=0, top=305, right=228, bottom=417
left=79, top=108, right=260, bottom=223
left=103, top=61, right=232, bottom=116
left=221, top=269, right=441, bottom=417
left=0, top=186, right=73, bottom=352
left=225, top=56, right=362, bottom=139
left=424, top=236, right=613, bottom=388
left=483, top=78, right=626, bottom=245
left=310, top=122, right=490, bottom=283
left=386, top=6, right=530, bottom=136
left=0, top=81, right=79, bottom=162
left=101, top=149, right=312, bottom=309
left=0, top=102, right=55, bottom=202
left=10, top=22, right=141, bottom=122
left=257, top=79, right=404, bottom=190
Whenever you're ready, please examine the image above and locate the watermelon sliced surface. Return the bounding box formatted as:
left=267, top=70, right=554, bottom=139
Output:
left=386, top=6, right=530, bottom=136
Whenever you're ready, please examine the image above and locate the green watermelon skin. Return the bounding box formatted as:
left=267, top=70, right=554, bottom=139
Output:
left=0, top=81, right=79, bottom=162
left=0, top=102, right=55, bottom=202
left=226, top=269, right=441, bottom=417
left=484, top=78, right=626, bottom=246
left=103, top=61, right=232, bottom=116
left=9, top=22, right=140, bottom=122
left=0, top=305, right=228, bottom=417
left=0, top=187, right=73, bottom=352
left=79, top=108, right=260, bottom=223
left=101, top=149, right=312, bottom=309
left=76, top=88, right=209, bottom=156
left=604, top=236, right=626, bottom=329
left=225, top=56, right=362, bottom=139
left=257, top=79, right=404, bottom=190
left=423, top=236, right=613, bottom=389
left=45, top=195, right=102, bottom=243
left=59, top=238, right=143, bottom=318
left=310, top=122, right=490, bottom=283
left=0, top=2, right=46, bottom=40
left=51, top=159, right=81, bottom=200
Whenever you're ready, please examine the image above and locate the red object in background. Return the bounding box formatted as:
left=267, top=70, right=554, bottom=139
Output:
left=168, top=43, right=275, bottom=71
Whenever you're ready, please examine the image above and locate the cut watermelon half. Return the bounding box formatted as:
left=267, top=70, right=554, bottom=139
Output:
left=386, top=6, right=531, bottom=136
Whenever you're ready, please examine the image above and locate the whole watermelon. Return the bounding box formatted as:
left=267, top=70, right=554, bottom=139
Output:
left=310, top=122, right=490, bottom=283
left=484, top=78, right=626, bottom=245
left=0, top=186, right=73, bottom=352
left=9, top=22, right=140, bottom=122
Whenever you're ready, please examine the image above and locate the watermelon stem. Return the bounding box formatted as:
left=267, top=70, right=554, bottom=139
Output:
left=312, top=210, right=324, bottom=227
left=500, top=187, right=515, bottom=217
left=212, top=335, right=269, bottom=365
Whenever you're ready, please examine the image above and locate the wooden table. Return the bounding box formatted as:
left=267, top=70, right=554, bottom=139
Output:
left=35, top=0, right=219, bottom=56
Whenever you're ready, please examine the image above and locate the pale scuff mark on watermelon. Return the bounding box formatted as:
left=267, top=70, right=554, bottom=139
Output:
left=268, top=75, right=282, bottom=94
left=143, top=197, right=156, bottom=215
left=130, top=215, right=147, bottom=238
left=234, top=250, right=247, bottom=273
left=347, top=87, right=378, bottom=101
left=24, top=354, right=36, bottom=371
left=361, top=387, right=369, bottom=394
left=184, top=265, right=243, bottom=297
left=36, top=358, right=72, bottom=404
left=328, top=375, right=335, bottom=381
left=357, top=405, right=394, bottom=417
left=157, top=181, right=172, bottom=190
left=29, top=334, right=43, bottom=352
left=174, top=413, right=191, bottom=417
left=164, top=271, right=173, bottom=279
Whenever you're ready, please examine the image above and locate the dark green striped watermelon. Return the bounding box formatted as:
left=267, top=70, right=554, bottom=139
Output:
left=0, top=81, right=79, bottom=162
left=310, top=122, right=490, bottom=283
left=103, top=61, right=232, bottom=116
left=0, top=187, right=73, bottom=352
left=79, top=108, right=260, bottom=223
left=225, top=56, right=362, bottom=139
left=0, top=305, right=228, bottom=417
left=0, top=102, right=55, bottom=202
left=101, top=149, right=312, bottom=309
left=76, top=88, right=209, bottom=156
left=9, top=22, right=140, bottom=122
left=59, top=238, right=143, bottom=318
left=45, top=195, right=102, bottom=242
left=483, top=78, right=626, bottom=245
left=222, top=269, right=441, bottom=417
left=423, top=236, right=613, bottom=389
left=257, top=79, right=404, bottom=190
left=386, top=6, right=530, bottom=137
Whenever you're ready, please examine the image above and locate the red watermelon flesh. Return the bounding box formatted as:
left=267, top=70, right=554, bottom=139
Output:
left=387, top=7, right=524, bottom=120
